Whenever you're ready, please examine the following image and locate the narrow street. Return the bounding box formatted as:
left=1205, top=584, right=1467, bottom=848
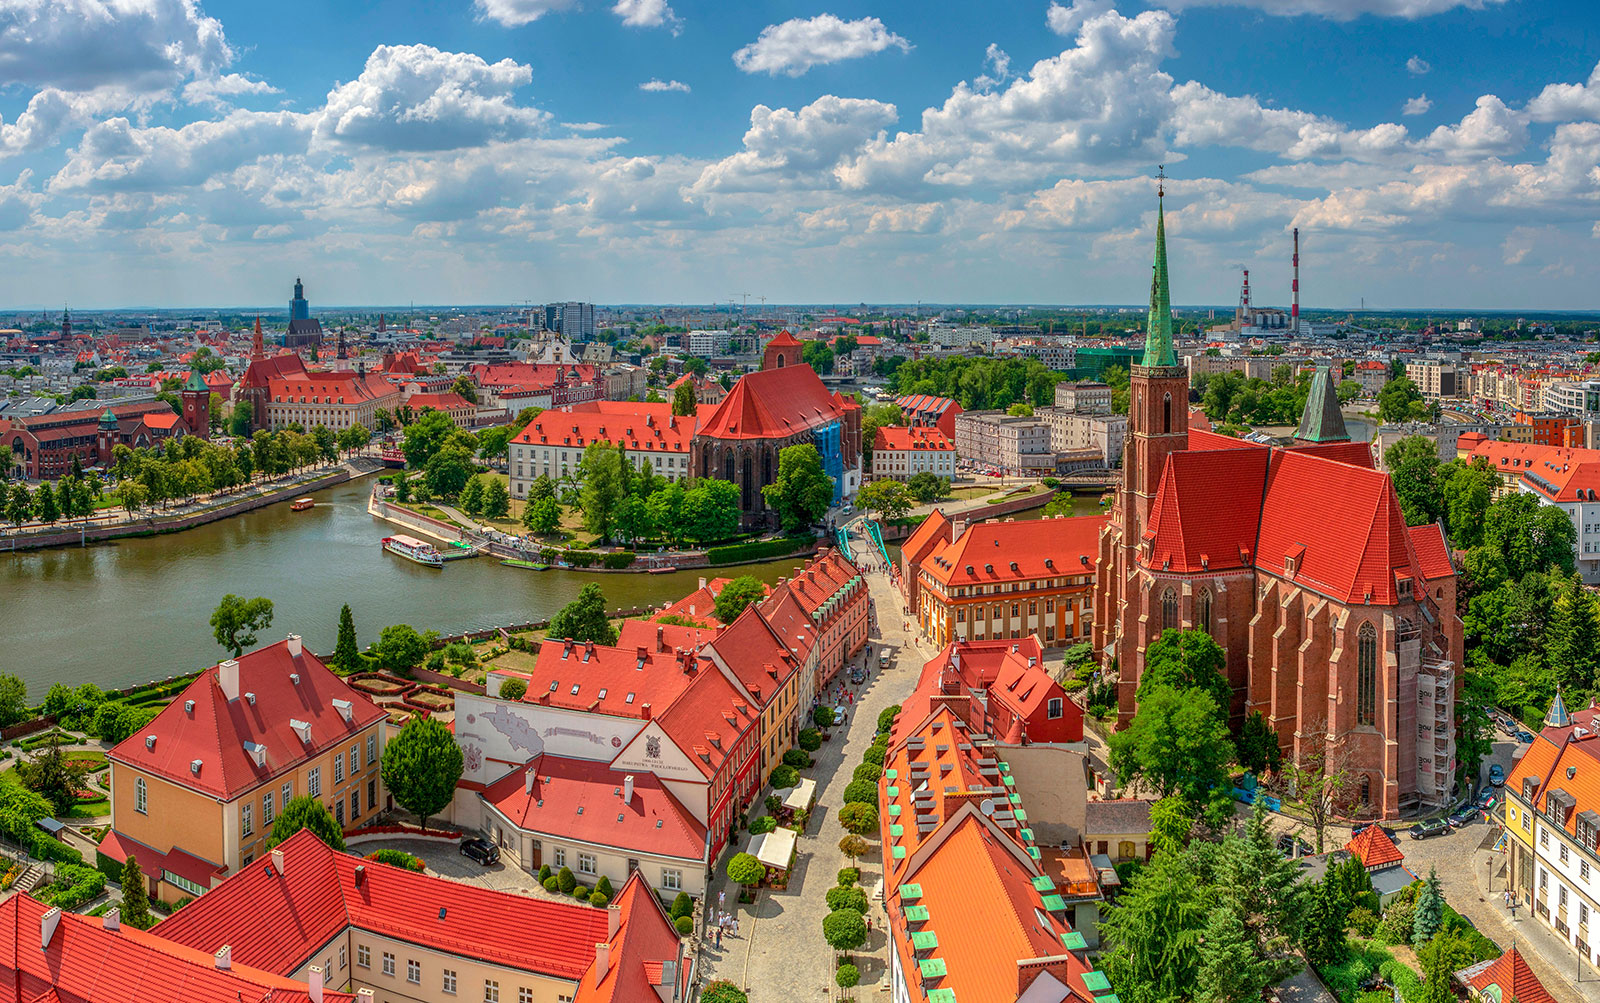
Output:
left=695, top=520, right=935, bottom=1001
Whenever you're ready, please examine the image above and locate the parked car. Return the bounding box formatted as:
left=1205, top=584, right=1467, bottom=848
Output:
left=848, top=668, right=866, bottom=685
left=1515, top=730, right=1536, bottom=744
left=1449, top=805, right=1480, bottom=829
left=1488, top=763, right=1506, bottom=787
left=830, top=706, right=849, bottom=725
left=1275, top=833, right=1312, bottom=857
left=460, top=837, right=499, bottom=865
left=879, top=650, right=891, bottom=670
left=1475, top=789, right=1498, bottom=811
left=1410, top=819, right=1450, bottom=840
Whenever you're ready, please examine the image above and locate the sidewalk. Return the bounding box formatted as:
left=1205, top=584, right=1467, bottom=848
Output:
left=1466, top=841, right=1600, bottom=1003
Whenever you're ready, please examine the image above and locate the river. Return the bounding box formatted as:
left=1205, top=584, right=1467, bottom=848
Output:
left=0, top=478, right=804, bottom=701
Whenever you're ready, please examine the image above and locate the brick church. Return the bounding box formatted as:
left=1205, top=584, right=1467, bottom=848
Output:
left=1092, top=185, right=1461, bottom=819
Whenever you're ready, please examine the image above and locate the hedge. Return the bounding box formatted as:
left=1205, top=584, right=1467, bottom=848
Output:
left=707, top=537, right=812, bottom=565
left=38, top=864, right=106, bottom=911
left=29, top=832, right=83, bottom=866
left=565, top=551, right=599, bottom=567
left=366, top=848, right=425, bottom=872
left=94, top=850, right=123, bottom=884
left=602, top=552, right=636, bottom=569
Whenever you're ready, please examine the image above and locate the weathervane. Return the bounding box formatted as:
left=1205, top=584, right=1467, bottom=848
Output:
left=1157, top=164, right=1166, bottom=199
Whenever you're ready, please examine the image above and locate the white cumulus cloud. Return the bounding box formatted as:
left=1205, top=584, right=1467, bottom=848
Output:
left=1403, top=94, right=1432, bottom=115
left=472, top=0, right=579, bottom=27
left=732, top=14, right=910, bottom=77
left=1527, top=61, right=1600, bottom=123
left=1046, top=0, right=1114, bottom=35
left=612, top=0, right=680, bottom=33
left=183, top=73, right=280, bottom=108
left=1161, top=0, right=1506, bottom=19
left=974, top=43, right=1011, bottom=92
left=695, top=95, right=898, bottom=193
left=1407, top=55, right=1431, bottom=75
left=0, top=0, right=233, bottom=93
left=640, top=78, right=691, bottom=93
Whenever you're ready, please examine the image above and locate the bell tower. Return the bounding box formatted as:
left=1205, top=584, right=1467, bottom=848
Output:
left=1121, top=168, right=1190, bottom=538
left=181, top=368, right=210, bottom=441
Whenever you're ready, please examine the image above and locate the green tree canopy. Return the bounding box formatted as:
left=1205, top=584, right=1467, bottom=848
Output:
left=762, top=444, right=834, bottom=532
left=381, top=715, right=465, bottom=831
left=210, top=594, right=275, bottom=657
left=683, top=480, right=739, bottom=544
left=1101, top=846, right=1209, bottom=1001
left=905, top=471, right=950, bottom=504
left=401, top=409, right=460, bottom=467
left=857, top=478, right=912, bottom=521
left=726, top=851, right=763, bottom=886
left=119, top=854, right=153, bottom=929
left=1109, top=684, right=1234, bottom=807
left=1137, top=629, right=1231, bottom=720
left=713, top=576, right=768, bottom=623
left=671, top=380, right=697, bottom=416
left=332, top=604, right=360, bottom=671
left=1377, top=375, right=1431, bottom=423
left=373, top=624, right=432, bottom=671
left=265, top=795, right=346, bottom=851
left=547, top=583, right=619, bottom=645
left=577, top=441, right=625, bottom=543
left=1384, top=435, right=1441, bottom=526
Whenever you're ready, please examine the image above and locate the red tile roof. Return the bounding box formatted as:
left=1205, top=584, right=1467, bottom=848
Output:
left=512, top=402, right=700, bottom=453
left=1144, top=446, right=1271, bottom=573
left=874, top=426, right=954, bottom=452
left=155, top=828, right=612, bottom=981
left=705, top=605, right=801, bottom=705
left=1408, top=523, right=1454, bottom=580
left=1345, top=825, right=1405, bottom=869
left=573, top=874, right=689, bottom=1003
left=482, top=754, right=706, bottom=860
left=923, top=515, right=1105, bottom=588
left=894, top=394, right=961, bottom=416
left=0, top=892, right=352, bottom=1003
left=697, top=365, right=853, bottom=441
left=1463, top=947, right=1556, bottom=1003
left=107, top=639, right=387, bottom=801
left=652, top=668, right=760, bottom=781
left=522, top=637, right=705, bottom=719
left=407, top=392, right=473, bottom=411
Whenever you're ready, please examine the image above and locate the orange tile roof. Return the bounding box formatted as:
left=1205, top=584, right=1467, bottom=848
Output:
left=923, top=515, right=1105, bottom=588
left=697, top=365, right=854, bottom=441
left=1463, top=947, right=1555, bottom=1003
left=875, top=426, right=954, bottom=452
left=1345, top=825, right=1405, bottom=869
left=512, top=402, right=699, bottom=452
left=522, top=638, right=704, bottom=719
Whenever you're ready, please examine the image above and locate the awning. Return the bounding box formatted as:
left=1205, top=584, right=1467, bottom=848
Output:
left=749, top=828, right=798, bottom=871
left=783, top=778, right=817, bottom=812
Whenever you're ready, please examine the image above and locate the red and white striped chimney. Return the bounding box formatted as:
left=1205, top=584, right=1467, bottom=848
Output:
left=1292, top=227, right=1301, bottom=334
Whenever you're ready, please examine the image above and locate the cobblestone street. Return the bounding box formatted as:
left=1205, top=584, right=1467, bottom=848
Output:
left=695, top=527, right=933, bottom=1001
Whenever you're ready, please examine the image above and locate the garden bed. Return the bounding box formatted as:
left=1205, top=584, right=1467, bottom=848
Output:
left=404, top=690, right=455, bottom=713
left=349, top=676, right=412, bottom=697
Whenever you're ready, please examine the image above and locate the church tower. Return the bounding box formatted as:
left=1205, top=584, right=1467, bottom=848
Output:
left=251, top=316, right=264, bottom=360
left=1120, top=173, right=1190, bottom=538
left=181, top=368, right=210, bottom=441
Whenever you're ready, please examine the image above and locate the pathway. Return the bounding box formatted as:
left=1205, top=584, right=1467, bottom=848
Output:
left=694, top=524, right=936, bottom=1002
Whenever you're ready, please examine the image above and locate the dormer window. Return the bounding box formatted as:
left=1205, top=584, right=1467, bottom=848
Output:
left=1546, top=787, right=1576, bottom=825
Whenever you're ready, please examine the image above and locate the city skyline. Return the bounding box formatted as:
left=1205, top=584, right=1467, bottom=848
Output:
left=0, top=0, right=1597, bottom=309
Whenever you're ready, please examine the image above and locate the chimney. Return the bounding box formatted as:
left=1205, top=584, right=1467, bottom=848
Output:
left=272, top=848, right=285, bottom=875
left=101, top=907, right=120, bottom=931
left=656, top=625, right=664, bottom=649
left=40, top=907, right=61, bottom=949
left=641, top=703, right=652, bottom=721
left=218, top=658, right=240, bottom=701
left=594, top=942, right=611, bottom=979
left=525, top=766, right=536, bottom=795
left=608, top=905, right=621, bottom=939
left=286, top=634, right=303, bottom=657
left=215, top=945, right=232, bottom=970
left=623, top=775, right=634, bottom=804
left=354, top=864, right=366, bottom=887
left=308, top=965, right=324, bottom=1003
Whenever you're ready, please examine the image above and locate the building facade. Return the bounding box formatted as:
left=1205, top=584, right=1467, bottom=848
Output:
left=508, top=401, right=702, bottom=498
left=871, top=426, right=956, bottom=481
left=953, top=411, right=1054, bottom=475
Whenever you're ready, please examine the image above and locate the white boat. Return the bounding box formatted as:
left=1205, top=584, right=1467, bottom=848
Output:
left=382, top=534, right=444, bottom=568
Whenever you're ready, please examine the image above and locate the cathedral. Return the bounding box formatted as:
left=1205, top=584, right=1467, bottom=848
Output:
left=1092, top=186, right=1462, bottom=819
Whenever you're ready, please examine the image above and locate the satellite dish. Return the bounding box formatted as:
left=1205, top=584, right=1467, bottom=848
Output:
left=980, top=799, right=996, bottom=817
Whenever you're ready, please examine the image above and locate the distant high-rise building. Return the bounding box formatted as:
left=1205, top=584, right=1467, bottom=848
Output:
left=559, top=302, right=595, bottom=341
left=543, top=305, right=560, bottom=331
left=289, top=278, right=309, bottom=321
left=284, top=276, right=322, bottom=349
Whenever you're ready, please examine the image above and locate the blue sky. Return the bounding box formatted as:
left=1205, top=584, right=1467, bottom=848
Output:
left=0, top=0, right=1597, bottom=310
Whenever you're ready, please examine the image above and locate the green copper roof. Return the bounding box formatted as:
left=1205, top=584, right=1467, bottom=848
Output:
left=1294, top=365, right=1349, bottom=443
left=918, top=957, right=947, bottom=978
left=1031, top=875, right=1055, bottom=892
left=1141, top=193, right=1176, bottom=368
left=899, top=883, right=923, bottom=900
left=98, top=408, right=119, bottom=428
left=184, top=369, right=206, bottom=393
left=1082, top=971, right=1113, bottom=993
left=1061, top=931, right=1088, bottom=951
left=928, top=989, right=957, bottom=1003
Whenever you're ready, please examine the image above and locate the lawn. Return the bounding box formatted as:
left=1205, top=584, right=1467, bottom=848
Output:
left=946, top=486, right=999, bottom=500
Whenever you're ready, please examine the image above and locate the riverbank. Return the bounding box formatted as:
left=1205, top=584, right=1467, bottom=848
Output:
left=0, top=461, right=379, bottom=553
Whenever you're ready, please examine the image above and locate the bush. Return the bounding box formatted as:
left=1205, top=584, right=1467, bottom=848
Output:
left=1348, top=906, right=1379, bottom=938
left=838, top=802, right=879, bottom=835
left=765, top=794, right=783, bottom=814
left=671, top=891, right=694, bottom=918
left=813, top=706, right=836, bottom=729
left=557, top=866, right=576, bottom=893
left=822, top=908, right=867, bottom=951
left=836, top=964, right=861, bottom=989
left=842, top=779, right=878, bottom=804
left=595, top=874, right=614, bottom=900
left=573, top=885, right=590, bottom=900
left=1064, top=678, right=1088, bottom=693
left=860, top=744, right=886, bottom=766
left=589, top=891, right=610, bottom=908
left=39, top=863, right=106, bottom=911
left=28, top=832, right=83, bottom=866
left=706, top=538, right=809, bottom=565
left=826, top=885, right=869, bottom=913
left=782, top=748, right=810, bottom=769
left=798, top=729, right=822, bottom=752
left=538, top=864, right=552, bottom=883
left=749, top=816, right=777, bottom=835
left=366, top=848, right=425, bottom=871
left=1316, top=940, right=1397, bottom=1003
left=769, top=765, right=799, bottom=790
left=543, top=876, right=560, bottom=892
left=674, top=914, right=695, bottom=936
left=837, top=867, right=859, bottom=886
left=700, top=980, right=747, bottom=1003
left=852, top=763, right=882, bottom=784
left=877, top=705, right=900, bottom=734
left=602, top=552, right=636, bottom=569
left=499, top=678, right=528, bottom=702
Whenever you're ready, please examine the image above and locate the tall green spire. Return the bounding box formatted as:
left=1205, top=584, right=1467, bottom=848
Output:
left=1141, top=173, right=1176, bottom=368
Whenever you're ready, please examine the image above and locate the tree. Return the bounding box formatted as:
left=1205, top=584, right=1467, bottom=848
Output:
left=838, top=802, right=878, bottom=835
left=265, top=795, right=346, bottom=851
left=1439, top=458, right=1495, bottom=548
left=822, top=908, right=866, bottom=951
left=1299, top=877, right=1348, bottom=967
left=1287, top=736, right=1353, bottom=854
left=424, top=444, right=473, bottom=499
left=332, top=604, right=360, bottom=672
left=1147, top=796, right=1193, bottom=856
left=210, top=594, right=275, bottom=657
left=1547, top=573, right=1600, bottom=693
left=382, top=715, right=465, bottom=831
left=905, top=471, right=950, bottom=504
left=450, top=375, right=479, bottom=405
left=523, top=496, right=561, bottom=536
left=801, top=339, right=834, bottom=374
left=119, top=854, right=152, bottom=929
left=311, top=424, right=338, bottom=463
left=1220, top=801, right=1304, bottom=942
left=1484, top=491, right=1576, bottom=579
left=498, top=678, right=527, bottom=701
left=671, top=380, right=697, bottom=416
left=1377, top=375, right=1429, bottom=423
left=1384, top=435, right=1441, bottom=526
left=578, top=441, right=625, bottom=543
left=17, top=737, right=89, bottom=815
left=1006, top=402, right=1034, bottom=417
left=859, top=402, right=904, bottom=468
left=1236, top=710, right=1282, bottom=776
left=836, top=964, right=861, bottom=989
left=713, top=576, right=768, bottom=622
left=762, top=444, right=834, bottom=533
left=1137, top=629, right=1231, bottom=722
left=392, top=469, right=412, bottom=503
left=7, top=484, right=30, bottom=527
left=401, top=409, right=458, bottom=467
left=1101, top=847, right=1209, bottom=1002
left=683, top=480, right=739, bottom=544
left=838, top=833, right=869, bottom=863
left=547, top=583, right=618, bottom=645
left=857, top=479, right=912, bottom=521
left=480, top=478, right=510, bottom=519
left=726, top=851, right=764, bottom=888
left=230, top=400, right=254, bottom=437
left=0, top=675, right=28, bottom=728
left=1108, top=684, right=1234, bottom=808
left=1417, top=929, right=1475, bottom=1003
left=700, top=982, right=748, bottom=1003
left=374, top=624, right=431, bottom=671
left=35, top=483, right=58, bottom=525
left=458, top=476, right=485, bottom=516
left=1196, top=897, right=1275, bottom=1003
left=613, top=494, right=651, bottom=543
left=1412, top=867, right=1443, bottom=944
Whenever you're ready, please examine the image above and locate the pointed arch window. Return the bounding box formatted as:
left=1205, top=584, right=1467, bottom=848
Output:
left=1357, top=622, right=1378, bottom=726
left=1198, top=588, right=1213, bottom=634
left=1161, top=588, right=1178, bottom=633
left=1359, top=775, right=1371, bottom=805
left=1163, top=392, right=1172, bottom=434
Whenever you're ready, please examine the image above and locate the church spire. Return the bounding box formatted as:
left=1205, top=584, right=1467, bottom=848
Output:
left=251, top=315, right=264, bottom=360
left=1141, top=167, right=1176, bottom=368
left=1294, top=365, right=1350, bottom=444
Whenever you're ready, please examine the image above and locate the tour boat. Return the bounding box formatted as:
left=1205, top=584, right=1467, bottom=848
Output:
left=382, top=534, right=444, bottom=568
left=290, top=497, right=315, bottom=511
left=647, top=566, right=677, bottom=575
left=500, top=558, right=549, bottom=571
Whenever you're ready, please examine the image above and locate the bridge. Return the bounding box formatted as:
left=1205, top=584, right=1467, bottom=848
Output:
left=1053, top=470, right=1120, bottom=488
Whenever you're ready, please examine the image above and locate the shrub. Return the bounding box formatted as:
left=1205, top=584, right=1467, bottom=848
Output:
left=499, top=678, right=528, bottom=702
left=589, top=891, right=609, bottom=908
left=838, top=802, right=879, bottom=835
left=798, top=729, right=822, bottom=752
left=573, top=885, right=590, bottom=900
left=749, top=815, right=777, bottom=835
left=822, top=908, right=867, bottom=951
left=699, top=980, right=747, bottom=1003
left=28, top=832, right=83, bottom=866
left=602, top=552, right=636, bottom=569
left=671, top=891, right=694, bottom=918
left=877, top=705, right=900, bottom=734
left=782, top=748, right=810, bottom=769
left=860, top=744, right=886, bottom=766
left=826, top=885, right=869, bottom=913
left=1064, top=678, right=1088, bottom=693
left=765, top=794, right=783, bottom=814
left=595, top=874, right=614, bottom=900
left=706, top=538, right=809, bottom=565
left=39, top=863, right=105, bottom=911
left=842, top=779, right=878, bottom=804
left=852, top=763, right=882, bottom=784
left=836, top=964, right=861, bottom=989
left=557, top=866, right=576, bottom=893
left=674, top=914, right=695, bottom=936
left=1349, top=906, right=1379, bottom=938
left=366, top=848, right=425, bottom=871
left=543, top=876, right=560, bottom=892
left=538, top=864, right=552, bottom=883
left=769, top=765, right=799, bottom=790
left=813, top=706, right=836, bottom=729
left=837, top=867, right=859, bottom=887
left=94, top=850, right=124, bottom=884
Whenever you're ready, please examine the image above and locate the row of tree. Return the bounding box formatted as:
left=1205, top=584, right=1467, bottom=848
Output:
left=885, top=356, right=1063, bottom=412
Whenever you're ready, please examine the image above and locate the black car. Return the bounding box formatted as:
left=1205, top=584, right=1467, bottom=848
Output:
left=460, top=837, right=500, bottom=865
left=1448, top=805, right=1480, bottom=829
left=1351, top=822, right=1397, bottom=841
left=1410, top=818, right=1450, bottom=840
left=849, top=668, right=866, bottom=685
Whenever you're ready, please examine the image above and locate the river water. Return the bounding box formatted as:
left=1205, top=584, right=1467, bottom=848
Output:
left=0, top=479, right=801, bottom=701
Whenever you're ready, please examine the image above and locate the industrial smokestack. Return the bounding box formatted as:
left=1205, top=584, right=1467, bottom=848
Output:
left=1292, top=228, right=1301, bottom=335
left=1238, top=268, right=1251, bottom=328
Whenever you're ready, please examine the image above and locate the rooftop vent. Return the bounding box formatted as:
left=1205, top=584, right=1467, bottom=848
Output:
left=244, top=692, right=256, bottom=706
left=145, top=735, right=157, bottom=751
left=289, top=673, right=301, bottom=685
left=184, top=700, right=195, bottom=714
left=190, top=759, right=203, bottom=775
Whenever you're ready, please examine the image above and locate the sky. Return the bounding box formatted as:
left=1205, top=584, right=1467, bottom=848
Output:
left=0, top=0, right=1597, bottom=311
